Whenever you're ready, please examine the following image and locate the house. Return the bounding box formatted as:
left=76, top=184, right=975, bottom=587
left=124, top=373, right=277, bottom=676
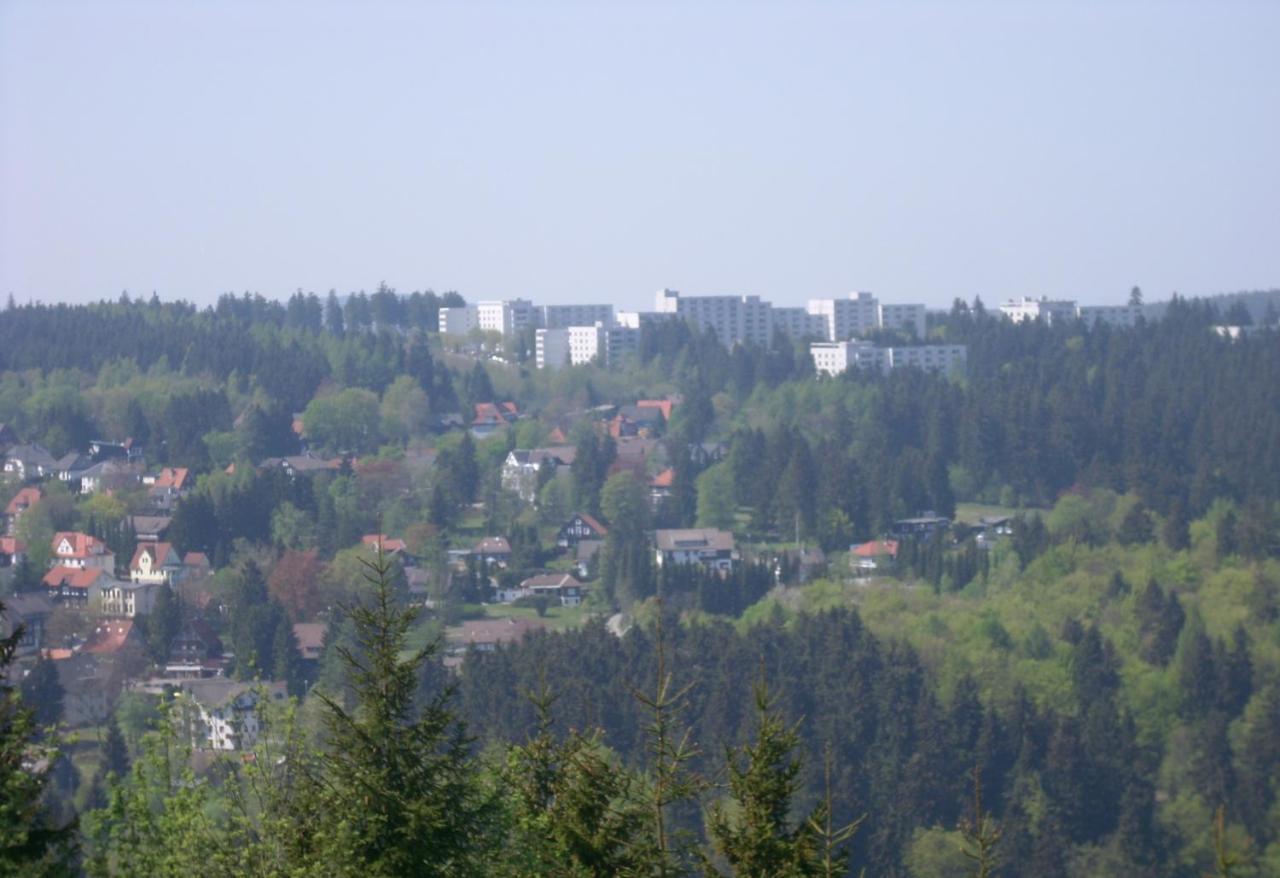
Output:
left=0, top=536, right=26, bottom=567
left=292, top=623, right=327, bottom=662
left=83, top=618, right=144, bottom=658
left=501, top=446, right=577, bottom=502
left=43, top=566, right=113, bottom=606
left=648, top=468, right=675, bottom=509
left=608, top=404, right=666, bottom=439
left=4, top=486, right=43, bottom=535
left=258, top=455, right=343, bottom=479
left=51, top=531, right=115, bottom=570
left=890, top=515, right=951, bottom=540
left=654, top=528, right=737, bottom=572
left=636, top=398, right=676, bottom=422
left=88, top=439, right=135, bottom=462
left=129, top=514, right=172, bottom=542
left=575, top=540, right=603, bottom=579
left=471, top=401, right=519, bottom=437
left=557, top=512, right=609, bottom=548
left=520, top=572, right=587, bottom=607
left=689, top=442, right=726, bottom=467
left=851, top=540, right=899, bottom=572
left=165, top=619, right=223, bottom=679
left=130, top=542, right=184, bottom=585
left=473, top=536, right=512, bottom=567
left=2, top=444, right=58, bottom=481
left=176, top=680, right=288, bottom=751
left=775, top=546, right=827, bottom=583
left=0, top=593, right=53, bottom=658
left=99, top=580, right=164, bottom=618
left=183, top=552, right=211, bottom=576
left=361, top=534, right=408, bottom=556
left=146, top=467, right=192, bottom=510
left=445, top=617, right=547, bottom=655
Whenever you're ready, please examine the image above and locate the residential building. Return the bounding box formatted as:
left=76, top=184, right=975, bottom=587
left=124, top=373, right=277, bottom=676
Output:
left=998, top=297, right=1079, bottom=325
left=477, top=299, right=537, bottom=336
left=519, top=572, right=587, bottom=606
left=653, top=528, right=737, bottom=572
left=4, top=486, right=43, bottom=535
left=130, top=542, right=184, bottom=585
left=810, top=340, right=966, bottom=377
left=445, top=617, right=547, bottom=656
left=877, top=302, right=928, bottom=338
left=99, top=580, right=163, bottom=618
left=165, top=619, right=223, bottom=679
left=2, top=444, right=58, bottom=481
left=439, top=305, right=479, bottom=335
left=0, top=593, right=52, bottom=658
left=1078, top=304, right=1143, bottom=327
left=292, top=623, right=327, bottom=662
left=176, top=680, right=287, bottom=751
left=654, top=289, right=773, bottom=348
left=146, top=467, right=192, bottom=511
left=806, top=292, right=881, bottom=340
left=771, top=307, right=826, bottom=341
left=473, top=536, right=512, bottom=566
left=890, top=515, right=951, bottom=539
left=539, top=303, right=614, bottom=328
left=851, top=539, right=899, bottom=572
left=501, top=446, right=576, bottom=502
left=472, top=401, right=519, bottom=437
left=0, top=536, right=25, bottom=567
left=50, top=532, right=115, bottom=571
left=43, top=566, right=113, bottom=606
left=557, top=512, right=609, bottom=547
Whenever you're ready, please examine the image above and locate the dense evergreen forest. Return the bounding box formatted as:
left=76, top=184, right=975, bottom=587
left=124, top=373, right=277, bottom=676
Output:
left=2, top=288, right=1279, bottom=876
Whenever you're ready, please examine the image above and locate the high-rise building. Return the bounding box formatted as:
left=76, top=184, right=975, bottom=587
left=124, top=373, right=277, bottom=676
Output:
left=810, top=340, right=966, bottom=377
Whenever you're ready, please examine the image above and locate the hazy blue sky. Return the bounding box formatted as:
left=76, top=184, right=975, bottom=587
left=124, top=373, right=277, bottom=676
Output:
left=2, top=1, right=1277, bottom=310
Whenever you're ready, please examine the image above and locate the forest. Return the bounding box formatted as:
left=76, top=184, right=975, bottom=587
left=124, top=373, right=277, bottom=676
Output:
left=1, top=287, right=1279, bottom=876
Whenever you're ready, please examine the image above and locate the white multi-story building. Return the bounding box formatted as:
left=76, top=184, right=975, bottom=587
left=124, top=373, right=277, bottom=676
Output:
left=540, top=304, right=614, bottom=329
left=439, top=305, right=479, bottom=335
left=770, top=307, right=826, bottom=341
left=476, top=299, right=537, bottom=336
left=878, top=303, right=927, bottom=338
left=999, top=297, right=1079, bottom=325
left=1077, top=304, right=1143, bottom=327
left=536, top=323, right=639, bottom=369
left=810, top=340, right=966, bottom=377
left=653, top=289, right=774, bottom=347
left=806, top=292, right=881, bottom=341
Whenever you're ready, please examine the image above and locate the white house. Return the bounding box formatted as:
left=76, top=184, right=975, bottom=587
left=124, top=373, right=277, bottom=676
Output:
left=176, top=680, right=287, bottom=751
left=653, top=528, right=737, bottom=572
left=130, top=542, right=184, bottom=585
left=99, top=580, right=164, bottom=618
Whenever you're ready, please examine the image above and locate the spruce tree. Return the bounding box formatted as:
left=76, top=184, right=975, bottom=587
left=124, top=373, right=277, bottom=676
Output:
left=702, top=673, right=827, bottom=877
left=308, top=548, right=491, bottom=875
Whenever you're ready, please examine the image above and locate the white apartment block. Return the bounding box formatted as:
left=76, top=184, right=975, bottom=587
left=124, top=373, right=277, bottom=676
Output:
left=439, top=305, right=478, bottom=335
left=653, top=289, right=773, bottom=348
left=878, top=303, right=927, bottom=338
left=540, top=304, right=614, bottom=329
left=998, top=297, right=1079, bottom=325
left=810, top=340, right=966, bottom=377
left=806, top=292, right=881, bottom=341
left=771, top=307, right=826, bottom=341
left=1077, top=304, right=1143, bottom=327
left=536, top=324, right=639, bottom=369
left=477, top=299, right=537, bottom=336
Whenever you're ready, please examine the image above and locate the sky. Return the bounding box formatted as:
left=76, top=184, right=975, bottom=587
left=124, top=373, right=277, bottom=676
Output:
left=2, top=0, right=1278, bottom=311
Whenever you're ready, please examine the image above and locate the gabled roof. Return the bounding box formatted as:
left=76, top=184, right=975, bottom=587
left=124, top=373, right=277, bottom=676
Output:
left=184, top=551, right=211, bottom=569
left=362, top=534, right=408, bottom=554
left=473, top=401, right=519, bottom=426
left=3, top=593, right=52, bottom=619
left=474, top=536, right=511, bottom=555
left=520, top=572, right=583, bottom=590
left=4, top=443, right=57, bottom=469
left=649, top=468, right=675, bottom=488
left=130, top=541, right=181, bottom=571
left=5, top=486, right=43, bottom=516
left=152, top=467, right=191, bottom=490
left=446, top=617, right=546, bottom=648
left=83, top=620, right=137, bottom=655
left=292, top=623, right=327, bottom=656
left=0, top=536, right=27, bottom=555
left=180, top=679, right=286, bottom=710
left=654, top=528, right=735, bottom=553
left=43, top=566, right=112, bottom=590
left=636, top=399, right=676, bottom=420
left=51, top=532, right=110, bottom=558
left=566, top=511, right=608, bottom=536
left=576, top=539, right=603, bottom=562
left=852, top=539, right=899, bottom=558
